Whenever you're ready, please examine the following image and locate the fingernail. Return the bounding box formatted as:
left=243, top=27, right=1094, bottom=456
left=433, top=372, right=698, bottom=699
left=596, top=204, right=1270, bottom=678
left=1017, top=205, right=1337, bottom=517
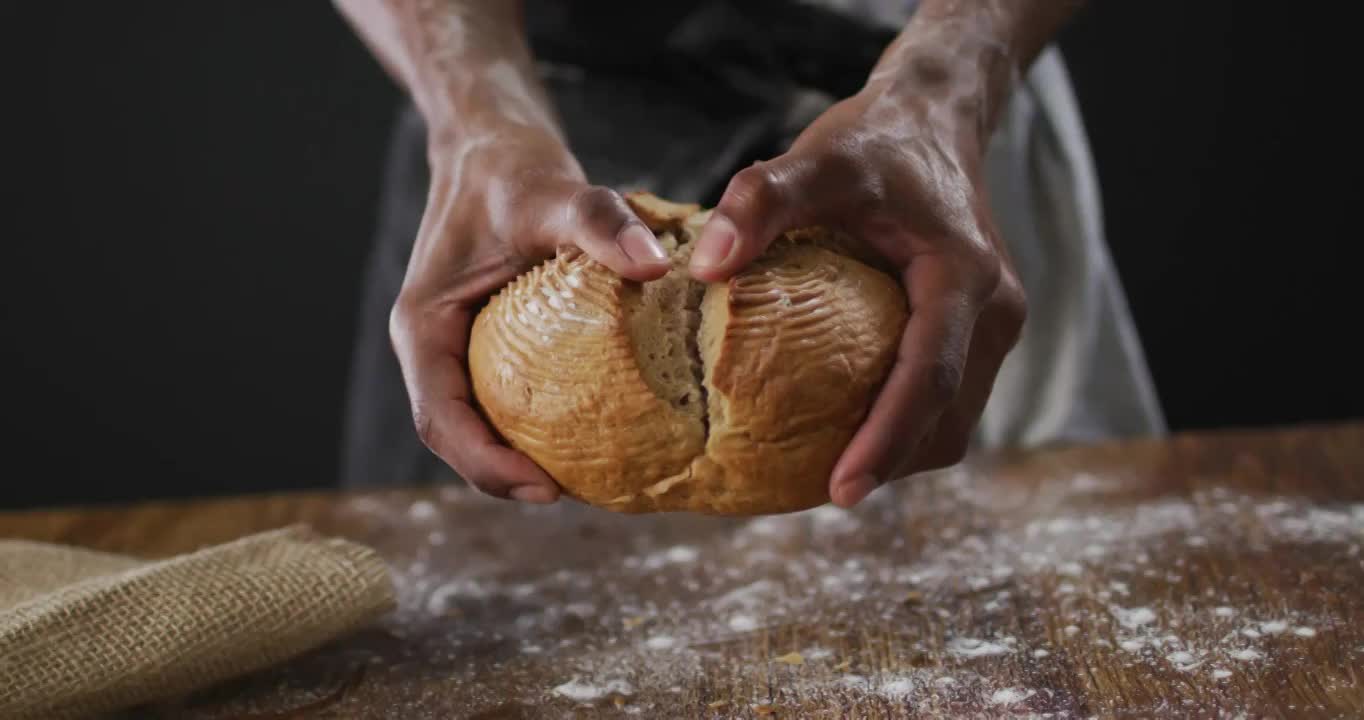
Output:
left=511, top=485, right=556, bottom=504
left=690, top=214, right=737, bottom=269
left=619, top=224, right=669, bottom=265
left=836, top=474, right=879, bottom=507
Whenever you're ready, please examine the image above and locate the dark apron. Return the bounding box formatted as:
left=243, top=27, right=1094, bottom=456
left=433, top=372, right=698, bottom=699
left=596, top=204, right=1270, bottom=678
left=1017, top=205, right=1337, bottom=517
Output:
left=340, top=1, right=908, bottom=489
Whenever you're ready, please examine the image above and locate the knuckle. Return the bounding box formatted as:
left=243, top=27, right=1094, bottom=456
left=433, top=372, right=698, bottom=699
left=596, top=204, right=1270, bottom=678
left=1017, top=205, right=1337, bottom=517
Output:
left=994, top=272, right=1028, bottom=338
left=725, top=162, right=786, bottom=214
left=388, top=296, right=420, bottom=346
left=572, top=185, right=628, bottom=231
left=948, top=235, right=1001, bottom=304
left=410, top=405, right=438, bottom=451
left=966, top=244, right=1003, bottom=301
left=389, top=292, right=451, bottom=356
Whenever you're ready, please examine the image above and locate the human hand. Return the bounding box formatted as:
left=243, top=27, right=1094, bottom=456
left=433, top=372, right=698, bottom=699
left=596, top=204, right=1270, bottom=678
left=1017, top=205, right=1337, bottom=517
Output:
left=390, top=128, right=673, bottom=503
left=687, top=75, right=1027, bottom=508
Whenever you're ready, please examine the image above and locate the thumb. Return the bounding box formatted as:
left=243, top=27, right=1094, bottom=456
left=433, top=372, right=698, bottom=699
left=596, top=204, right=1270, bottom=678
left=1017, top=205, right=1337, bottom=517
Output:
left=689, top=155, right=821, bottom=282
left=524, top=183, right=674, bottom=283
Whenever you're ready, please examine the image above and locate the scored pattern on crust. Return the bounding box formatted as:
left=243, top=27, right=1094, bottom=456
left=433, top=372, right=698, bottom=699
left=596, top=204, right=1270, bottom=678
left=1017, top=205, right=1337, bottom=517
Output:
left=469, top=248, right=705, bottom=503
left=690, top=242, right=906, bottom=514
left=721, top=248, right=868, bottom=437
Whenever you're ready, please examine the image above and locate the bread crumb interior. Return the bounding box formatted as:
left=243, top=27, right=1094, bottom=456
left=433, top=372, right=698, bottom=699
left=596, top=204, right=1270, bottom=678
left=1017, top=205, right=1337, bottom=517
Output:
left=620, top=231, right=708, bottom=432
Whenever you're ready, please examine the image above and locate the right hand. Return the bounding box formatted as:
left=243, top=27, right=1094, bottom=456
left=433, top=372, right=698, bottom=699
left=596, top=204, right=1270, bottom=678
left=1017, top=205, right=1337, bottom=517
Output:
left=389, top=128, right=673, bottom=503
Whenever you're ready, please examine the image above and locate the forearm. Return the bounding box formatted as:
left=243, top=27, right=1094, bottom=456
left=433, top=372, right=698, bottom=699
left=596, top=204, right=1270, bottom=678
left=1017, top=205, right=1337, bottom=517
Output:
left=867, top=0, right=1086, bottom=144
left=332, top=0, right=567, bottom=155
left=908, top=0, right=1085, bottom=69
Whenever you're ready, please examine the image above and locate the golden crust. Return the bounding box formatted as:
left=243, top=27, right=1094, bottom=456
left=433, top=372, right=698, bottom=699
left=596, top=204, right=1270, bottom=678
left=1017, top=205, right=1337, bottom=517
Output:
left=467, top=250, right=705, bottom=507
left=468, top=193, right=906, bottom=516
left=622, top=191, right=701, bottom=232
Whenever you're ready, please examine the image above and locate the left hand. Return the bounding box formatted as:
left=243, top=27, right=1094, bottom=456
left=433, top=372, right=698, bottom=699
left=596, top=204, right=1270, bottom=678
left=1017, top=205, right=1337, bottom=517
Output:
left=687, top=80, right=1027, bottom=508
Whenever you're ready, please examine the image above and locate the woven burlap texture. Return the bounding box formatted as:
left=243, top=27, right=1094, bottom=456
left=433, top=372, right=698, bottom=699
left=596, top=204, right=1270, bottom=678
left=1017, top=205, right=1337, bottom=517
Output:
left=0, top=524, right=394, bottom=720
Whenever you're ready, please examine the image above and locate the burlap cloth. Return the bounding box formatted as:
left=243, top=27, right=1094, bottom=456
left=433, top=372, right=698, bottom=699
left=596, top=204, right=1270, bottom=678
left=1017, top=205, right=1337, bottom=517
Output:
left=0, top=524, right=395, bottom=719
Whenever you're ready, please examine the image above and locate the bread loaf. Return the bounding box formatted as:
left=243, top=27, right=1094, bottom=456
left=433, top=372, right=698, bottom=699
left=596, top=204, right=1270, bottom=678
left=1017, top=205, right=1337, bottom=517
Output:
left=468, top=192, right=907, bottom=515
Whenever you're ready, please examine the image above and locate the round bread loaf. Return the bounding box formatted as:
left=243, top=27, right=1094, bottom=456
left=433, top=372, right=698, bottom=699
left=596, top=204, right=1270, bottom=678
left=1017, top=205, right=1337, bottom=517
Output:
left=468, top=192, right=907, bottom=515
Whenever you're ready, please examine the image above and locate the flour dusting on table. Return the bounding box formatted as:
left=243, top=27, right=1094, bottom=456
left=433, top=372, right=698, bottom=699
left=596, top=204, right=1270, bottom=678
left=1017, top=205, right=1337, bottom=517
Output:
left=222, top=464, right=1364, bottom=717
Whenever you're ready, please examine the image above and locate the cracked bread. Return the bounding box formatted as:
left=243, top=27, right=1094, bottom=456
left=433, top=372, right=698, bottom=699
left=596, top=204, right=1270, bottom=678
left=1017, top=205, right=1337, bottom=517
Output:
left=468, top=192, right=906, bottom=515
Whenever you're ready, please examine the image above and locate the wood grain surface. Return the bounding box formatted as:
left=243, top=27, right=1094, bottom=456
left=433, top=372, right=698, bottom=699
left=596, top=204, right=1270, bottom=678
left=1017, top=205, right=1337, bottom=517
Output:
left=3, top=422, right=1363, bottom=718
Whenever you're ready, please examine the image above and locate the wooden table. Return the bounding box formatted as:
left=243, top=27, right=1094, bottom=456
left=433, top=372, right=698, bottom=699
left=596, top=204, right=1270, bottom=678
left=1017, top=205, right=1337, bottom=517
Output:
left=4, top=422, right=1363, bottom=718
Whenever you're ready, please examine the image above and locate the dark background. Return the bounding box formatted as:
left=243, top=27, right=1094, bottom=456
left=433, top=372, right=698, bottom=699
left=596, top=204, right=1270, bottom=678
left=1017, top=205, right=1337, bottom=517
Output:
left=3, top=4, right=1354, bottom=510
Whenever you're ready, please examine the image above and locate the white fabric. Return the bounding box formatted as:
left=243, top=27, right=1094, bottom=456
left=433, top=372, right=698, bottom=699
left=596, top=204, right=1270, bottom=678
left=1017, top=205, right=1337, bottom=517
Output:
left=975, top=47, right=1167, bottom=449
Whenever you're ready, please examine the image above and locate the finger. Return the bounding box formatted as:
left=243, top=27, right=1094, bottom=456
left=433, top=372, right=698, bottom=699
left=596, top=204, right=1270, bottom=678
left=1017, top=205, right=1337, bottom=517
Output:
left=828, top=257, right=983, bottom=508
left=391, top=299, right=560, bottom=503
left=689, top=154, right=829, bottom=282
left=905, top=276, right=1027, bottom=474
left=535, top=185, right=672, bottom=282
left=903, top=361, right=998, bottom=475
left=899, top=356, right=1003, bottom=476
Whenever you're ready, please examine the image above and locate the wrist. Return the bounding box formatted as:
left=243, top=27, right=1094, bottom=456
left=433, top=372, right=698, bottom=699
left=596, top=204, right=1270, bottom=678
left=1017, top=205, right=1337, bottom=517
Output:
left=866, top=11, right=1019, bottom=150
left=429, top=121, right=581, bottom=183
left=421, top=83, right=567, bottom=160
